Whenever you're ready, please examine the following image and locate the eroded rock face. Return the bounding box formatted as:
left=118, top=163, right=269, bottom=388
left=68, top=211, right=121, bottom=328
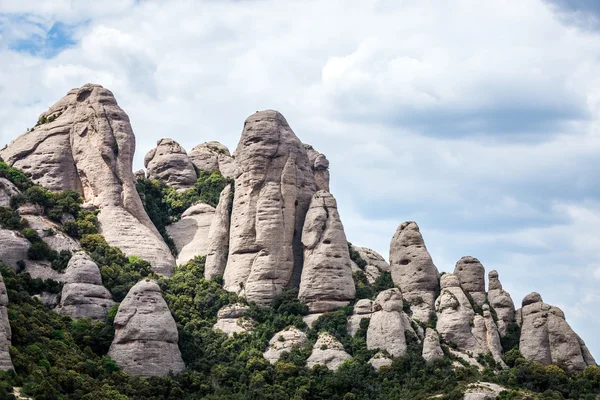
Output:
left=389, top=221, right=439, bottom=322
left=487, top=270, right=515, bottom=337
left=351, top=245, right=390, bottom=283
left=307, top=333, right=351, bottom=371
left=144, top=138, right=197, bottom=190
left=0, top=84, right=175, bottom=276
left=166, top=202, right=215, bottom=266
left=213, top=304, right=254, bottom=337
left=454, top=257, right=486, bottom=306
left=367, top=288, right=410, bottom=358
left=0, top=273, right=13, bottom=370
left=0, top=178, right=19, bottom=207
left=189, top=141, right=236, bottom=179
left=263, top=326, right=308, bottom=364
left=299, top=191, right=355, bottom=313
left=347, top=299, right=373, bottom=337
left=223, top=110, right=316, bottom=304
left=204, top=184, right=232, bottom=280
left=21, top=214, right=80, bottom=252
left=108, top=280, right=185, bottom=377
left=368, top=352, right=393, bottom=371
left=304, top=144, right=330, bottom=192
left=472, top=305, right=506, bottom=367
left=0, top=228, right=29, bottom=270
left=422, top=328, right=444, bottom=362
left=57, top=252, right=115, bottom=320
left=518, top=293, right=596, bottom=371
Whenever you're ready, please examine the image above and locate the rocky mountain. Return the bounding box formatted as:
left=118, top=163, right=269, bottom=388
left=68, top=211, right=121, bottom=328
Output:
left=0, top=83, right=597, bottom=399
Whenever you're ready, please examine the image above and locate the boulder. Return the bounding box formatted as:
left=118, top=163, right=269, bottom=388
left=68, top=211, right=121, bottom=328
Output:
left=204, top=184, right=233, bottom=280
left=518, top=293, right=596, bottom=371
left=0, top=178, right=19, bottom=207
left=223, top=111, right=316, bottom=304
left=0, top=84, right=175, bottom=276
left=304, top=144, right=330, bottom=192
left=351, top=245, right=390, bottom=283
left=263, top=326, right=308, bottom=364
left=144, top=138, right=197, bottom=190
left=21, top=214, right=80, bottom=252
left=453, top=256, right=486, bottom=306
left=389, top=221, right=439, bottom=322
left=464, top=382, right=507, bottom=400
left=299, top=191, right=355, bottom=313
left=213, top=304, right=254, bottom=337
left=368, top=352, right=393, bottom=371
left=347, top=299, right=373, bottom=337
left=472, top=305, right=506, bottom=367
left=0, top=273, right=13, bottom=370
left=108, top=279, right=185, bottom=377
left=307, top=333, right=352, bottom=371
left=487, top=270, right=515, bottom=337
left=134, top=169, right=146, bottom=180
left=189, top=141, right=236, bottom=179
left=166, top=202, right=215, bottom=265
left=0, top=228, right=29, bottom=270
left=367, top=288, right=411, bottom=357
left=34, top=292, right=59, bottom=307
left=57, top=252, right=115, bottom=320
left=422, top=328, right=444, bottom=362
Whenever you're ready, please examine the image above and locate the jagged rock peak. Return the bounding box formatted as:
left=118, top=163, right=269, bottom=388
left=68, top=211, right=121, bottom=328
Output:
left=453, top=256, right=486, bottom=306
left=487, top=270, right=515, bottom=337
left=0, top=83, right=175, bottom=276
left=389, top=221, right=439, bottom=322
left=299, top=191, right=355, bottom=312
left=188, top=141, right=236, bottom=179
left=57, top=252, right=115, bottom=321
left=0, top=273, right=13, bottom=371
left=223, top=110, right=316, bottom=305
left=304, top=143, right=330, bottom=192
left=108, top=279, right=185, bottom=377
left=144, top=138, right=197, bottom=190
left=518, top=292, right=596, bottom=371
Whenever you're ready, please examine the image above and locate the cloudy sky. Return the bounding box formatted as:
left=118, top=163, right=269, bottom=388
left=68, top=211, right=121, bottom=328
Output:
left=1, top=0, right=600, bottom=357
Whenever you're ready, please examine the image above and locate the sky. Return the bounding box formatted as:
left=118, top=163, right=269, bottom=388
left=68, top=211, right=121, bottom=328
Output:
left=1, top=0, right=600, bottom=358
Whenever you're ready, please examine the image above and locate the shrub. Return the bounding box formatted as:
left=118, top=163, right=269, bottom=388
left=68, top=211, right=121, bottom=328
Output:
left=0, top=206, right=27, bottom=230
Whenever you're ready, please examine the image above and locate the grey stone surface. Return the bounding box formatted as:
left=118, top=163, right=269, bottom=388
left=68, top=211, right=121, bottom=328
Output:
left=422, top=328, right=444, bottom=362
left=304, top=144, right=330, bottom=192
left=347, top=299, right=373, bottom=337
left=0, top=178, right=19, bottom=207
left=189, top=141, right=236, bottom=179
left=263, top=326, right=308, bottom=364
left=166, top=202, right=215, bottom=265
left=213, top=304, right=254, bottom=337
left=0, top=273, right=13, bottom=370
left=487, top=270, right=515, bottom=337
left=351, top=244, right=390, bottom=283
left=368, top=352, right=393, bottom=371
left=454, top=256, right=486, bottom=306
left=144, top=138, right=197, bottom=190
left=367, top=288, right=410, bottom=357
left=307, top=333, right=352, bottom=371
left=204, top=184, right=232, bottom=280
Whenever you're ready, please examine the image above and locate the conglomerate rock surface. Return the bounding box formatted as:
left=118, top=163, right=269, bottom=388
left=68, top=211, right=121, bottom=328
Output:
left=144, top=138, right=197, bottom=190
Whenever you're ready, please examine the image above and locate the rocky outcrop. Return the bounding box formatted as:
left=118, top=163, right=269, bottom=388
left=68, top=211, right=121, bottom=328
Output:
left=204, top=184, right=232, bottom=280
left=347, top=299, right=373, bottom=337
left=422, top=328, right=444, bottom=362
left=304, top=144, right=330, bottom=192
left=0, top=84, right=175, bottom=276
left=263, top=326, right=308, bottom=364
left=351, top=245, right=390, bottom=283
left=0, top=228, right=29, bottom=270
left=144, top=138, right=197, bottom=190
left=108, top=280, right=185, bottom=377
left=389, top=221, right=439, bottom=322
left=367, top=288, right=411, bottom=357
left=472, top=305, right=506, bottom=367
left=134, top=169, right=146, bottom=180
left=57, top=252, right=115, bottom=320
left=454, top=257, right=486, bottom=306
left=20, top=214, right=80, bottom=252
left=213, top=304, right=254, bottom=337
left=306, top=333, right=352, bottom=371
left=166, top=202, right=215, bottom=265
left=517, top=293, right=596, bottom=371
left=0, top=273, right=13, bottom=370
left=189, top=141, right=236, bottom=179
left=464, top=382, right=507, bottom=400
left=487, top=270, right=515, bottom=337
left=0, top=178, right=19, bottom=207
left=299, top=191, right=355, bottom=313
left=368, top=352, right=393, bottom=370
left=223, top=110, right=316, bottom=304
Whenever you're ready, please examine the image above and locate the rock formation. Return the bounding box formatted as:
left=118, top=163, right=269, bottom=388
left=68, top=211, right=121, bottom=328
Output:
left=351, top=245, right=390, bottom=283
left=0, top=273, right=13, bottom=370
left=304, top=144, right=330, bottom=192
left=306, top=333, right=352, bottom=371
left=0, top=178, right=19, bottom=207
left=517, top=292, right=596, bottom=371
left=368, top=352, right=393, bottom=370
left=347, top=299, right=373, bottom=337
left=473, top=305, right=506, bottom=367
left=422, top=328, right=444, bottom=362
left=204, top=184, right=233, bottom=280
left=389, top=221, right=439, bottom=322
left=144, top=138, right=197, bottom=190
left=299, top=191, right=355, bottom=312
left=367, top=288, right=412, bottom=357
left=166, top=202, right=215, bottom=265
left=213, top=304, right=254, bottom=337
left=223, top=110, right=316, bottom=304
left=263, top=326, right=308, bottom=364
left=57, top=252, right=115, bottom=320
left=189, top=141, right=236, bottom=179
left=453, top=256, right=486, bottom=306
left=0, top=228, right=30, bottom=270
left=0, top=84, right=175, bottom=276
left=20, top=213, right=80, bottom=253
left=108, top=279, right=185, bottom=377
left=487, top=270, right=515, bottom=337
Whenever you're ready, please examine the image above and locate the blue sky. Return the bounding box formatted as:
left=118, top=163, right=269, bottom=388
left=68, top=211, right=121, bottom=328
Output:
left=1, top=0, right=600, bottom=359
